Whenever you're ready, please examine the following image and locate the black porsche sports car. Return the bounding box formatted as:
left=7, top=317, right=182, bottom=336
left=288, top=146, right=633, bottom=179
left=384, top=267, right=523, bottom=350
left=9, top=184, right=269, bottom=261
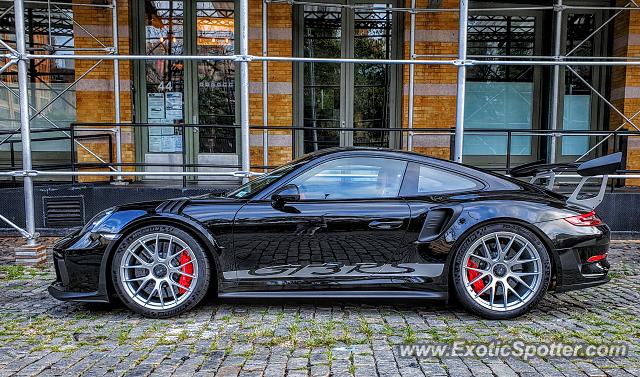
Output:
left=49, top=148, right=615, bottom=319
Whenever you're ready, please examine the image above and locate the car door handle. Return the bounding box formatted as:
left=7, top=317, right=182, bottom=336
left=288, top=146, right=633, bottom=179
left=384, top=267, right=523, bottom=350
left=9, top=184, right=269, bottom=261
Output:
left=369, top=220, right=404, bottom=230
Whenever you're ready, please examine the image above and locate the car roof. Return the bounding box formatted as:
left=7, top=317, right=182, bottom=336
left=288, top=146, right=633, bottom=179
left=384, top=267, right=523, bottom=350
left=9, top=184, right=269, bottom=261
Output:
left=305, top=147, right=463, bottom=168
left=305, top=146, right=443, bottom=161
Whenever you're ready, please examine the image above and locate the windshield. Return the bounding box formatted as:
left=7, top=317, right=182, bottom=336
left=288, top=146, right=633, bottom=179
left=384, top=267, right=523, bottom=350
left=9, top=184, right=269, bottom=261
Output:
left=224, top=156, right=312, bottom=199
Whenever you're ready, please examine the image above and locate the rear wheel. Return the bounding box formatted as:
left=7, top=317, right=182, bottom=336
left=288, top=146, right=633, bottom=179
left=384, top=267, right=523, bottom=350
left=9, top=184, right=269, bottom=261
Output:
left=111, top=225, right=211, bottom=318
left=452, top=223, right=551, bottom=319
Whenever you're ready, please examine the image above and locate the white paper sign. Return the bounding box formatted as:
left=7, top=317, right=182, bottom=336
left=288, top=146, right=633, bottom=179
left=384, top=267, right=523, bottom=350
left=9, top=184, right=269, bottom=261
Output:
left=165, top=92, right=183, bottom=121
left=149, top=126, right=163, bottom=136
left=161, top=135, right=176, bottom=153
left=149, top=136, right=162, bottom=152
left=147, top=93, right=165, bottom=119
left=173, top=135, right=183, bottom=152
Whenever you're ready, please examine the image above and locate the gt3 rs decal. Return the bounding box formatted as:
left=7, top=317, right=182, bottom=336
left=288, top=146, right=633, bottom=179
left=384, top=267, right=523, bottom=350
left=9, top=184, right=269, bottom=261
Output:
left=223, top=263, right=444, bottom=280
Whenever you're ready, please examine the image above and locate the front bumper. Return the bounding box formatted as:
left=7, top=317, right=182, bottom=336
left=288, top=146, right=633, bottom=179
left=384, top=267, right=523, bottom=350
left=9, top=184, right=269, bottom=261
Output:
left=49, top=231, right=115, bottom=303
left=48, top=281, right=109, bottom=303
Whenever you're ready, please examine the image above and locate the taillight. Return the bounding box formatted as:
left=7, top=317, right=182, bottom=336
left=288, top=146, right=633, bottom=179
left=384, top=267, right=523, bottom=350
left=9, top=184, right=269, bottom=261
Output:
left=564, top=211, right=602, bottom=227
left=587, top=253, right=607, bottom=263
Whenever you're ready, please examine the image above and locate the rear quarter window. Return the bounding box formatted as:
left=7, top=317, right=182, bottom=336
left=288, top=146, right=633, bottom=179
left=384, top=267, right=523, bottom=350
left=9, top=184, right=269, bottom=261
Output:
left=400, top=162, right=482, bottom=196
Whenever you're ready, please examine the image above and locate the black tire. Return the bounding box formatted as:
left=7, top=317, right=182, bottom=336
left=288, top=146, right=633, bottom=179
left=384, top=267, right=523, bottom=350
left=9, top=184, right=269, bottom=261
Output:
left=451, top=222, right=551, bottom=319
left=111, top=224, right=211, bottom=318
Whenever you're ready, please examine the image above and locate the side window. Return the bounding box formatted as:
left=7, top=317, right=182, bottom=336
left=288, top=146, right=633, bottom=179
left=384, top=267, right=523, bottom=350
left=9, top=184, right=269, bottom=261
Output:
left=290, top=157, right=408, bottom=200
left=401, top=163, right=480, bottom=196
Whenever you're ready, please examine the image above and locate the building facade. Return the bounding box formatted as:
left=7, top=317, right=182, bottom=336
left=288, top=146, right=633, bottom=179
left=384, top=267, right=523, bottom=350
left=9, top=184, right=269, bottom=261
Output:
left=1, top=0, right=639, bottom=186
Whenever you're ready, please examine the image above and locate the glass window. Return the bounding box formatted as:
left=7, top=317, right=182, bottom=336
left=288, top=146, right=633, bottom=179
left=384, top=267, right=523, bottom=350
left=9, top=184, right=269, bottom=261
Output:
left=290, top=157, right=407, bottom=200
left=464, top=15, right=536, bottom=157
left=0, top=3, right=76, bottom=179
left=197, top=0, right=236, bottom=154
left=303, top=5, right=342, bottom=153
left=401, top=163, right=480, bottom=196
left=562, top=13, right=595, bottom=156
left=144, top=0, right=185, bottom=153
left=224, top=154, right=314, bottom=199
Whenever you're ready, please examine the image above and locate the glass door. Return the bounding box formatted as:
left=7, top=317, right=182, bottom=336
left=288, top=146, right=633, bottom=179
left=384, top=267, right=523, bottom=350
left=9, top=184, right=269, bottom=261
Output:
left=192, top=0, right=237, bottom=180
left=136, top=0, right=186, bottom=174
left=352, top=4, right=397, bottom=148
left=135, top=0, right=237, bottom=179
left=296, top=0, right=401, bottom=155
left=302, top=4, right=343, bottom=152
left=195, top=0, right=236, bottom=154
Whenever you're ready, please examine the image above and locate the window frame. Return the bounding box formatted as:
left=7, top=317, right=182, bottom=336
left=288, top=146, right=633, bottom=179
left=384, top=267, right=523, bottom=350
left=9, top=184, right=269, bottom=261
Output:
left=291, top=0, right=404, bottom=156
left=399, top=162, right=485, bottom=197
left=261, top=155, right=410, bottom=201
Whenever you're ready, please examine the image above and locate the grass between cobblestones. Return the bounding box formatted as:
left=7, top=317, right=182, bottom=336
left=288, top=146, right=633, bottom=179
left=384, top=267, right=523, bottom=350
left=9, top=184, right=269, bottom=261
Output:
left=0, top=240, right=639, bottom=376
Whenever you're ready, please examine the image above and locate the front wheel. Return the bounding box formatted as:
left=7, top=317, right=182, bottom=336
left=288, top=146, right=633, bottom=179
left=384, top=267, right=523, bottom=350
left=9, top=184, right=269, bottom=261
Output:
left=452, top=223, right=551, bottom=319
left=111, top=225, right=211, bottom=318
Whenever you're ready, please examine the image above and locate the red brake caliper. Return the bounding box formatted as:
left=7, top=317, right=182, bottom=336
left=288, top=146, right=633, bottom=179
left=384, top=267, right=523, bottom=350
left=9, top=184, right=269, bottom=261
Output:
left=178, top=250, right=193, bottom=294
left=466, top=259, right=485, bottom=294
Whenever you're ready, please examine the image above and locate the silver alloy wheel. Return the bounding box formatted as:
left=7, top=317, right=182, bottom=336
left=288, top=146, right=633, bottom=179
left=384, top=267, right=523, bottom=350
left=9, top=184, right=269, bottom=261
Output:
left=461, top=231, right=542, bottom=312
left=119, top=233, right=198, bottom=310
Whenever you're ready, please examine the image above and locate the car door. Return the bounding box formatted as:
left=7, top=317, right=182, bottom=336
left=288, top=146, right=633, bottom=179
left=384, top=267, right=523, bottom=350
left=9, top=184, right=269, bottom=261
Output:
left=231, top=156, right=412, bottom=291
left=394, top=162, right=484, bottom=291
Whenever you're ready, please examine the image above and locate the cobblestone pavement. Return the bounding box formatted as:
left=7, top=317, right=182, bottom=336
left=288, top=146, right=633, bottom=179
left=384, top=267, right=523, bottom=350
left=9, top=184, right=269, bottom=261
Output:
left=0, top=238, right=639, bottom=376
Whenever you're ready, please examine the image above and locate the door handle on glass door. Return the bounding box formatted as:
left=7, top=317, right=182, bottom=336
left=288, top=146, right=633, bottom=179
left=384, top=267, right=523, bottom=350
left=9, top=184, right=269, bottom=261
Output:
left=368, top=220, right=404, bottom=230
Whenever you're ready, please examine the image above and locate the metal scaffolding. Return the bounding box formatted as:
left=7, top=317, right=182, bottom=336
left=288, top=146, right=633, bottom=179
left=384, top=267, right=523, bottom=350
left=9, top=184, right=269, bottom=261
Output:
left=1, top=0, right=640, bottom=246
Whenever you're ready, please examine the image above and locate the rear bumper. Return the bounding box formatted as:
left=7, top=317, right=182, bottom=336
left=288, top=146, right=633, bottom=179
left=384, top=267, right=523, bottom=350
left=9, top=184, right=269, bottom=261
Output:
left=554, top=274, right=610, bottom=293
left=537, top=219, right=611, bottom=293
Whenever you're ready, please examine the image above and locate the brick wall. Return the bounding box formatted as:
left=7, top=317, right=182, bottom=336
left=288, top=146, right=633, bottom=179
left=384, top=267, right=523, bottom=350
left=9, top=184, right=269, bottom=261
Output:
left=73, top=0, right=133, bottom=182
left=248, top=2, right=294, bottom=168
left=611, top=1, right=640, bottom=185
left=402, top=0, right=458, bottom=160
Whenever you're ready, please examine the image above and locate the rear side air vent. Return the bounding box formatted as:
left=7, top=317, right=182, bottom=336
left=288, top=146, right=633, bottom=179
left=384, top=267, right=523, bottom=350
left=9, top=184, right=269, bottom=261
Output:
left=43, top=196, right=85, bottom=227
left=418, top=205, right=463, bottom=242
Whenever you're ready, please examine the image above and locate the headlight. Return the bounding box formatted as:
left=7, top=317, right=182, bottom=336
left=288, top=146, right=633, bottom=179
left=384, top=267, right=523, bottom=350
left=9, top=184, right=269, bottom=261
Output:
left=81, top=208, right=115, bottom=233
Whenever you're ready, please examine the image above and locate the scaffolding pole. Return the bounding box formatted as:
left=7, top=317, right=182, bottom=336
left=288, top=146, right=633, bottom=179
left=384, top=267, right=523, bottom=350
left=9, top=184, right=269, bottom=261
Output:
left=14, top=0, right=37, bottom=245
left=262, top=0, right=268, bottom=171
left=549, top=0, right=563, bottom=164
left=239, top=0, right=250, bottom=183
left=453, top=0, right=468, bottom=163
left=22, top=52, right=640, bottom=66
left=407, top=0, right=415, bottom=151
left=112, top=0, right=124, bottom=184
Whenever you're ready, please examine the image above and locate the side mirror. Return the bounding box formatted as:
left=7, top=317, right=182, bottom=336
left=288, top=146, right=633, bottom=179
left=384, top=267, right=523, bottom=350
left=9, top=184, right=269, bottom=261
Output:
left=271, top=184, right=300, bottom=209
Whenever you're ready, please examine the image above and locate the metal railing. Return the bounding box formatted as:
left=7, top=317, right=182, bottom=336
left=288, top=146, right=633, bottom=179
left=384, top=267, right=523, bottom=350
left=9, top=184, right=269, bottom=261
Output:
left=2, top=123, right=638, bottom=184
left=2, top=122, right=640, bottom=240
left=0, top=128, right=113, bottom=186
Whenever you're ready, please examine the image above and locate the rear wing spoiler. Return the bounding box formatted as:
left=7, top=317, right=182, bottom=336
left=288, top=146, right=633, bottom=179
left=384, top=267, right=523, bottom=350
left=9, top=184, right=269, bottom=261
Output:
left=510, top=152, right=622, bottom=210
